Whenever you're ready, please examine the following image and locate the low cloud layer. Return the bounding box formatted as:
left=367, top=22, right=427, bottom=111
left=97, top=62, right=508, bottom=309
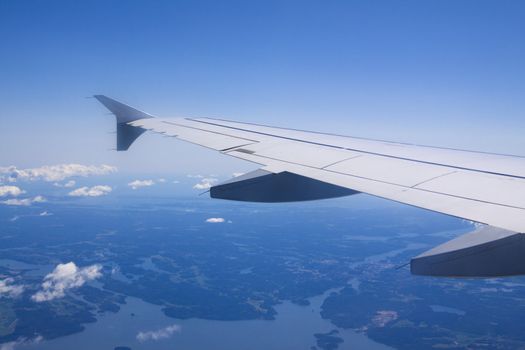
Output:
left=69, top=185, right=112, bottom=197
left=32, top=262, right=102, bottom=302
left=128, top=179, right=155, bottom=190
left=0, top=186, right=24, bottom=197
left=2, top=196, right=45, bottom=206
left=137, top=324, right=181, bottom=342
left=193, top=178, right=218, bottom=190
left=0, top=164, right=116, bottom=183
left=0, top=278, right=24, bottom=298
left=206, top=217, right=225, bottom=223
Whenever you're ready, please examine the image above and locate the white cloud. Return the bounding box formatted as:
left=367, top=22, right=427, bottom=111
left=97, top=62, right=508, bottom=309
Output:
left=206, top=217, right=225, bottom=223
left=137, top=324, right=181, bottom=342
left=187, top=174, right=204, bottom=179
left=39, top=211, right=52, bottom=217
left=0, top=278, right=24, bottom=298
left=32, top=262, right=102, bottom=302
left=157, top=178, right=166, bottom=183
left=54, top=180, right=76, bottom=188
left=0, top=342, right=16, bottom=350
left=68, top=185, right=112, bottom=197
left=128, top=179, right=155, bottom=190
left=2, top=196, right=45, bottom=206
left=0, top=164, right=116, bottom=183
left=0, top=336, right=43, bottom=350
left=64, top=180, right=76, bottom=188
left=193, top=178, right=218, bottom=190
left=0, top=186, right=24, bottom=197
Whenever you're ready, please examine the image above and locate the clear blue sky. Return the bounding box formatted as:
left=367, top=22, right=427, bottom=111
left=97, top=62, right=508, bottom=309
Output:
left=1, top=0, right=524, bottom=175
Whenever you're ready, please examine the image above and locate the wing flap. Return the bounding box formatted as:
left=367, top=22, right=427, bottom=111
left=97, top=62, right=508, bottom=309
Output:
left=415, top=171, right=525, bottom=209
left=232, top=140, right=363, bottom=169
left=325, top=155, right=455, bottom=187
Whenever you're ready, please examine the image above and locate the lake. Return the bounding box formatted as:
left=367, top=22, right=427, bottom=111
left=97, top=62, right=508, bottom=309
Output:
left=17, top=289, right=392, bottom=350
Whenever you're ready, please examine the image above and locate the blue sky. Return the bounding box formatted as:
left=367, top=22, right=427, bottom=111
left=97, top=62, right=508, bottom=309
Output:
left=1, top=0, right=524, bottom=175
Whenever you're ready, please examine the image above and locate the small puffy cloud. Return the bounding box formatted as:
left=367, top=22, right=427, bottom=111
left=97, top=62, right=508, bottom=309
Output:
left=39, top=211, right=52, bottom=217
left=0, top=336, right=43, bottom=350
left=0, top=164, right=116, bottom=183
left=2, top=196, right=45, bottom=206
left=157, top=178, right=166, bottom=183
left=32, top=262, right=102, bottom=302
left=54, top=180, right=76, bottom=188
left=0, top=186, right=24, bottom=197
left=137, top=324, right=181, bottom=342
left=68, top=185, right=112, bottom=197
left=193, top=178, right=218, bottom=190
left=0, top=278, right=24, bottom=298
left=206, top=217, right=225, bottom=223
left=64, top=180, right=76, bottom=188
left=128, top=180, right=155, bottom=190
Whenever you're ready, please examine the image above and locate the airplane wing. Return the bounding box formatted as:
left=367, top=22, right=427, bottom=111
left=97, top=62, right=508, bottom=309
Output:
left=94, top=95, right=525, bottom=278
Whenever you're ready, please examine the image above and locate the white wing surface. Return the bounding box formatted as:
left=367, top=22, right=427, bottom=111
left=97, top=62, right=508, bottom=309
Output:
left=95, top=95, right=525, bottom=277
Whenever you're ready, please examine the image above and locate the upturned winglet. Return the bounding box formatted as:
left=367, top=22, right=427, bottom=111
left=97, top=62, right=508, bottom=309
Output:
left=94, top=95, right=154, bottom=151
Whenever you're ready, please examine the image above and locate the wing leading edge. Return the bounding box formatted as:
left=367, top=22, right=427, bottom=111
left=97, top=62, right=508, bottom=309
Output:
left=94, top=95, right=525, bottom=277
